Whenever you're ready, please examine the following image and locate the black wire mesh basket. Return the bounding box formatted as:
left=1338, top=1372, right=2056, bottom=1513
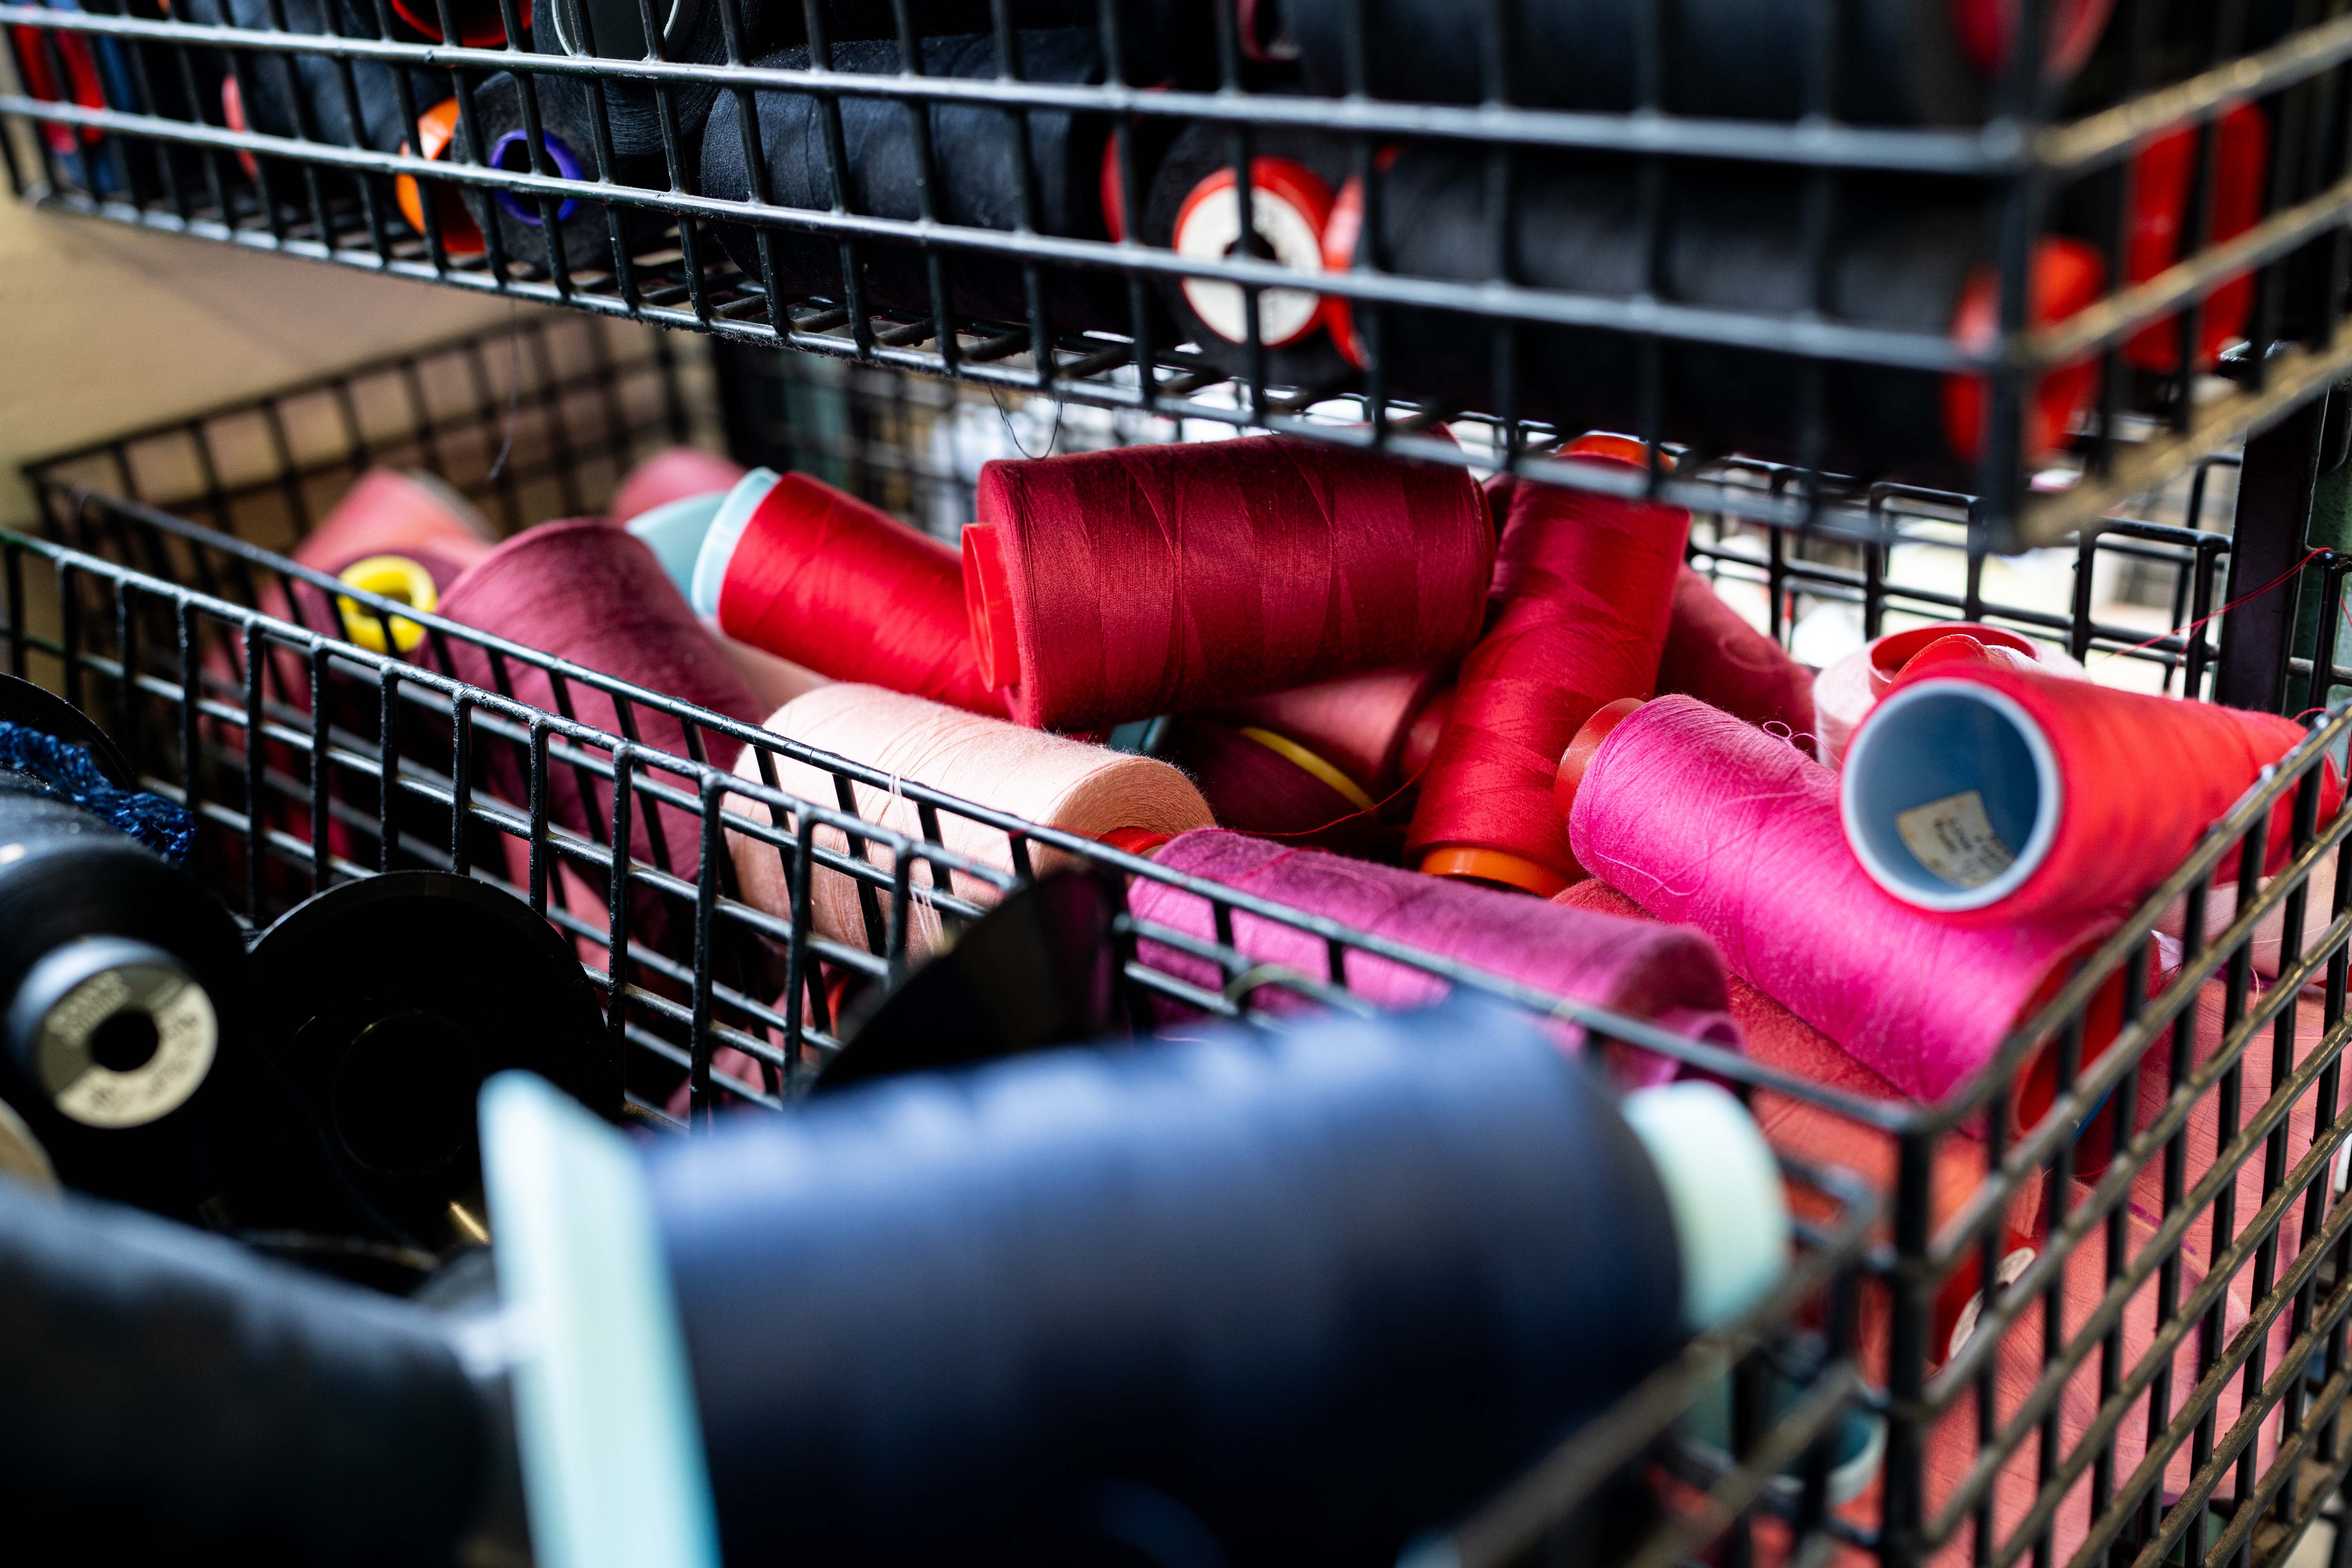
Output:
left=7, top=0, right=2352, bottom=548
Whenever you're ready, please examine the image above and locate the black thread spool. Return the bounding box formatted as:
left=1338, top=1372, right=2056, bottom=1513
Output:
left=1330, top=149, right=2105, bottom=488
left=0, top=1178, right=507, bottom=1565
left=242, top=871, right=614, bottom=1256
left=530, top=0, right=766, bottom=164
left=1281, top=0, right=2113, bottom=123
left=45, top=0, right=216, bottom=206
left=1141, top=115, right=1360, bottom=394
left=796, top=0, right=1290, bottom=86
left=455, top=71, right=671, bottom=276
left=0, top=678, right=250, bottom=1224
left=655, top=1000, right=1740, bottom=1566
left=815, top=866, right=1133, bottom=1092
left=701, top=29, right=1170, bottom=334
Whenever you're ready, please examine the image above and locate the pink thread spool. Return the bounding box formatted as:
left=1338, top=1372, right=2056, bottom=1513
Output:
left=610, top=446, right=748, bottom=526
left=1658, top=566, right=1818, bottom=750
left=1202, top=662, right=1454, bottom=795
left=1814, top=620, right=2084, bottom=768
left=724, top=684, right=1214, bottom=961
left=964, top=436, right=1494, bottom=733
left=1564, top=695, right=2130, bottom=1131
left=1840, top=663, right=2345, bottom=925
left=1122, top=826, right=1740, bottom=1086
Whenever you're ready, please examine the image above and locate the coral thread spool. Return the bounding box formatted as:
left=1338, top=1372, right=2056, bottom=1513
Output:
left=612, top=447, right=748, bottom=527
left=1410, top=438, right=1688, bottom=896
left=967, top=436, right=1492, bottom=733
left=1840, top=664, right=2345, bottom=924
left=726, top=684, right=1212, bottom=959
left=1123, top=826, right=1742, bottom=1083
left=691, top=468, right=1003, bottom=715
left=1658, top=566, right=1817, bottom=747
left=1814, top=620, right=2084, bottom=768
left=1564, top=695, right=2131, bottom=1128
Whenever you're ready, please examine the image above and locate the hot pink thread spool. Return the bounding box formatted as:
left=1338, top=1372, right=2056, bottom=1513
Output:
left=693, top=469, right=1004, bottom=716
left=435, top=521, right=764, bottom=898
left=726, top=684, right=1213, bottom=960
left=1203, top=662, right=1454, bottom=795
left=610, top=446, right=748, bottom=526
left=1564, top=695, right=2131, bottom=1131
left=1840, top=663, right=2346, bottom=925
left=964, top=436, right=1493, bottom=733
left=1814, top=620, right=2085, bottom=768
left=1657, top=566, right=1817, bottom=750
left=1122, top=826, right=1740, bottom=1086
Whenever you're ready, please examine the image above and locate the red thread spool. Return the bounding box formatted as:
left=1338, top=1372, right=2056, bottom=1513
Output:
left=1203, top=662, right=1453, bottom=794
left=1154, top=717, right=1387, bottom=855
left=394, top=98, right=483, bottom=257
left=1840, top=662, right=2345, bottom=924
left=611, top=447, right=748, bottom=526
left=2120, top=102, right=2269, bottom=374
left=965, top=436, right=1493, bottom=733
left=1408, top=438, right=1688, bottom=897
left=1658, top=566, right=1817, bottom=748
left=703, top=470, right=1002, bottom=716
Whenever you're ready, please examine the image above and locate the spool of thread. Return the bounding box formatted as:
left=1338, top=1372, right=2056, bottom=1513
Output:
left=690, top=468, right=1004, bottom=715
left=637, top=1002, right=1783, bottom=1564
left=1125, top=827, right=1741, bottom=1083
left=435, top=521, right=766, bottom=902
left=786, top=0, right=1261, bottom=85
left=184, top=0, right=448, bottom=155
left=455, top=71, right=671, bottom=278
left=240, top=871, right=613, bottom=1254
left=1323, top=153, right=2105, bottom=487
left=0, top=678, right=249, bottom=1221
left=1154, top=717, right=1388, bottom=855
left=1658, top=566, right=1818, bottom=748
left=726, top=684, right=1212, bottom=959
left=967, top=436, right=1493, bottom=733
left=613, top=446, right=748, bottom=527
left=531, top=0, right=749, bottom=160
left=700, top=31, right=1150, bottom=333
left=1839, top=663, right=2345, bottom=924
left=1280, top=0, right=2112, bottom=123
left=1564, top=695, right=2131, bottom=1127
left=394, top=97, right=484, bottom=256
left=1813, top=620, right=2085, bottom=768
left=1203, top=663, right=1452, bottom=795
left=1409, top=440, right=1688, bottom=896
left=0, top=1177, right=497, bottom=1563
left=1139, top=115, right=1359, bottom=388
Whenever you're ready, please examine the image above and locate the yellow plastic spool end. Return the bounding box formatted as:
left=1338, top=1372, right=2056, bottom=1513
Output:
left=335, top=554, right=439, bottom=654
left=1234, top=727, right=1378, bottom=814
left=1419, top=845, right=1572, bottom=899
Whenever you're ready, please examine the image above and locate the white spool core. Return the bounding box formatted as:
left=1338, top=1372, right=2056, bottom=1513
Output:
left=1174, top=168, right=1331, bottom=349
left=688, top=468, right=781, bottom=620
left=1840, top=677, right=2063, bottom=913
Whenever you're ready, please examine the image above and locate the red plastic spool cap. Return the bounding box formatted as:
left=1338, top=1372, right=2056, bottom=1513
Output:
left=2122, top=103, right=2270, bottom=374
left=1950, top=0, right=2114, bottom=84
left=1561, top=433, right=1673, bottom=474
left=1943, top=240, right=2107, bottom=467
left=395, top=98, right=485, bottom=256
left=1318, top=150, right=1403, bottom=369
left=1097, top=826, right=1174, bottom=860
left=388, top=0, right=525, bottom=45
left=961, top=521, right=1019, bottom=693
left=1553, top=697, right=1647, bottom=826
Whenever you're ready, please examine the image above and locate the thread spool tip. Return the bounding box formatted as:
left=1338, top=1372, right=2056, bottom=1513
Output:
left=1555, top=698, right=1647, bottom=825
left=1419, top=846, right=1573, bottom=898
left=688, top=468, right=780, bottom=621
left=1097, top=827, right=1174, bottom=860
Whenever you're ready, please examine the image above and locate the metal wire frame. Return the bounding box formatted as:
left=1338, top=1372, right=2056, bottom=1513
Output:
left=0, top=500, right=1887, bottom=1568
left=4, top=0, right=2350, bottom=547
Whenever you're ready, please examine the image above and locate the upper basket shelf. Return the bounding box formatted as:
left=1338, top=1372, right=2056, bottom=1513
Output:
left=4, top=0, right=2350, bottom=549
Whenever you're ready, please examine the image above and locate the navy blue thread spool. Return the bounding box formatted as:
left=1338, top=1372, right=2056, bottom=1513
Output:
left=0, top=677, right=249, bottom=1224
left=642, top=1001, right=1784, bottom=1565
left=699, top=29, right=1171, bottom=335
left=453, top=70, right=671, bottom=277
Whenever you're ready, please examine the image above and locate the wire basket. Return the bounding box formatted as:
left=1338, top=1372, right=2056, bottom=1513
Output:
left=7, top=0, right=2352, bottom=548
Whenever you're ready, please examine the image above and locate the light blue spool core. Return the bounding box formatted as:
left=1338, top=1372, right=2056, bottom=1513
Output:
left=626, top=492, right=727, bottom=600
left=688, top=468, right=782, bottom=619
left=479, top=1073, right=718, bottom=1568
left=1839, top=677, right=2063, bottom=913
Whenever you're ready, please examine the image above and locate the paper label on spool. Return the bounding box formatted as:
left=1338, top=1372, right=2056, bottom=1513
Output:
left=44, top=970, right=216, bottom=1130
left=1895, top=790, right=2017, bottom=890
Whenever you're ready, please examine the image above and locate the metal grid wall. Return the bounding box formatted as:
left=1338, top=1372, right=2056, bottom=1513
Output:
left=4, top=0, right=2352, bottom=547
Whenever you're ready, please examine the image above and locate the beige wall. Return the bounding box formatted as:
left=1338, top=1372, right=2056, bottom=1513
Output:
left=0, top=190, right=521, bottom=525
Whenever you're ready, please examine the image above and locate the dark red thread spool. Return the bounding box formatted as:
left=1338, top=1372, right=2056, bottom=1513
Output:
left=1408, top=438, right=1689, bottom=897
left=1154, top=717, right=1388, bottom=854
left=699, top=470, right=1002, bottom=716
left=1203, top=662, right=1454, bottom=795
left=1657, top=566, right=1817, bottom=748
left=965, top=436, right=1492, bottom=733
left=1842, top=661, right=2346, bottom=925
